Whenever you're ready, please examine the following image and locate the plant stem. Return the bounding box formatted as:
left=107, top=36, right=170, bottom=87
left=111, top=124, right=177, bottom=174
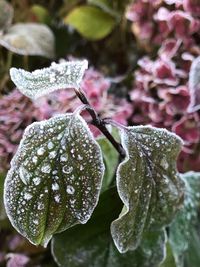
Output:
left=74, top=88, right=126, bottom=159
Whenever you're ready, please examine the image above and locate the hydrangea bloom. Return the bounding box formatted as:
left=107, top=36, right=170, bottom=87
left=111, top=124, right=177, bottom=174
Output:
left=0, top=90, right=44, bottom=172
left=126, top=0, right=200, bottom=49
left=127, top=0, right=200, bottom=172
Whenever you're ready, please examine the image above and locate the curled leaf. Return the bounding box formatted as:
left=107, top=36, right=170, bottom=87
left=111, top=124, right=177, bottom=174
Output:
left=0, top=23, right=55, bottom=58
left=10, top=59, right=88, bottom=99
left=111, top=126, right=184, bottom=253
left=188, top=56, right=200, bottom=112
left=4, top=113, right=104, bottom=246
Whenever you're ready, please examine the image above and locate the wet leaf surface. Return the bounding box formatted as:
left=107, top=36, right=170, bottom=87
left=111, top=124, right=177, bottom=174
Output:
left=4, top=113, right=104, bottom=246
left=111, top=126, right=184, bottom=253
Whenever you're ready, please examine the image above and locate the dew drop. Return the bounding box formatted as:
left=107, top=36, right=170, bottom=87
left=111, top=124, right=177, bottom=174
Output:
left=52, top=183, right=59, bottom=191
left=60, top=154, right=68, bottom=162
left=54, top=195, right=60, bottom=203
left=63, top=166, right=73, bottom=174
left=77, top=155, right=83, bottom=161
left=37, top=147, right=45, bottom=156
left=19, top=166, right=31, bottom=184
left=33, top=177, right=41, bottom=186
left=57, top=133, right=62, bottom=140
left=41, top=164, right=51, bottom=174
left=49, top=151, right=56, bottom=159
left=47, top=141, right=54, bottom=150
left=24, top=192, right=33, bottom=200
left=160, top=158, right=169, bottom=170
left=66, top=185, right=75, bottom=195
left=38, top=203, right=44, bottom=210
left=33, top=219, right=39, bottom=225
left=32, top=156, right=38, bottom=164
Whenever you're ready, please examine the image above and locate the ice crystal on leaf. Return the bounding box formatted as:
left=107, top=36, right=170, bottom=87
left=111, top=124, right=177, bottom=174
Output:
left=10, top=59, right=88, bottom=100
left=4, top=112, right=104, bottom=247
left=111, top=126, right=184, bottom=253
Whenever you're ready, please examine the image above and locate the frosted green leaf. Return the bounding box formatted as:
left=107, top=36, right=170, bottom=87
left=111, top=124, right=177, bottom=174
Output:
left=111, top=126, right=184, bottom=253
left=4, top=113, right=104, bottom=246
left=0, top=23, right=55, bottom=58
left=169, top=171, right=200, bottom=267
left=52, top=188, right=166, bottom=267
left=10, top=59, right=88, bottom=100
left=0, top=0, right=13, bottom=32
left=188, top=56, right=200, bottom=112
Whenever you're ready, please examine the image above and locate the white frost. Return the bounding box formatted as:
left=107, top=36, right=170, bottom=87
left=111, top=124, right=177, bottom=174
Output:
left=10, top=59, right=88, bottom=99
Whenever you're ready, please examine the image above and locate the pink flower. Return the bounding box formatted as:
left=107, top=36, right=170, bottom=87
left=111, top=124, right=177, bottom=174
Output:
left=172, top=114, right=200, bottom=145
left=183, top=0, right=200, bottom=16
left=0, top=90, right=44, bottom=172
left=153, top=59, right=179, bottom=86
left=168, top=10, right=200, bottom=39
left=6, top=253, right=29, bottom=267
left=158, top=39, right=181, bottom=59
left=177, top=147, right=200, bottom=172
left=158, top=86, right=190, bottom=115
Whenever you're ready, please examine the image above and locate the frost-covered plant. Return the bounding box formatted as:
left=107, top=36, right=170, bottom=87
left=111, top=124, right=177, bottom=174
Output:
left=0, top=67, right=132, bottom=173
left=3, top=59, right=190, bottom=266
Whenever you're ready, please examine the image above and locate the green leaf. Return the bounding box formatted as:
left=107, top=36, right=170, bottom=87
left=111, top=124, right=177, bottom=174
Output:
left=87, top=0, right=120, bottom=17
left=160, top=242, right=177, bottom=267
left=0, top=23, right=55, bottom=58
left=0, top=173, right=6, bottom=221
left=30, top=5, right=51, bottom=24
left=10, top=59, right=88, bottom=100
left=52, top=188, right=166, bottom=267
left=97, top=129, right=119, bottom=192
left=0, top=0, right=13, bottom=32
left=4, top=113, right=104, bottom=246
left=64, top=5, right=117, bottom=40
left=169, top=171, right=200, bottom=267
left=111, top=126, right=184, bottom=253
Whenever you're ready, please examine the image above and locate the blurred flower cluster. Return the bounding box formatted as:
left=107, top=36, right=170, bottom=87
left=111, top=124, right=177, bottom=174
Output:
left=127, top=0, right=200, bottom=172
left=0, top=90, right=44, bottom=172
left=0, top=68, right=132, bottom=173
